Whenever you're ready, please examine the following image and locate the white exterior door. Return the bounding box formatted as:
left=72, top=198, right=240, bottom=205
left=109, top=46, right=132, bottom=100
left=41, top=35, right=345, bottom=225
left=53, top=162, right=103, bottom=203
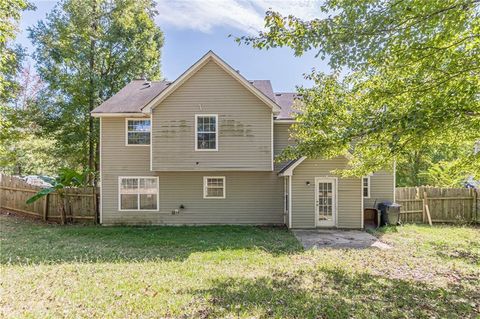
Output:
left=315, top=177, right=337, bottom=227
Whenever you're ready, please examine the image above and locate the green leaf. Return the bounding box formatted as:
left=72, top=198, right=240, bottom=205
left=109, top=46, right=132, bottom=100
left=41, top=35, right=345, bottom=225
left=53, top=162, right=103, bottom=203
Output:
left=26, top=187, right=56, bottom=204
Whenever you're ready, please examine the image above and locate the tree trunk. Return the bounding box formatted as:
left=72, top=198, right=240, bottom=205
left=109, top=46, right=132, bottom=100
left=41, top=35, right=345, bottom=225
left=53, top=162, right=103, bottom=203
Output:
left=88, top=0, right=98, bottom=184
left=409, top=150, right=422, bottom=186
left=60, top=195, right=67, bottom=225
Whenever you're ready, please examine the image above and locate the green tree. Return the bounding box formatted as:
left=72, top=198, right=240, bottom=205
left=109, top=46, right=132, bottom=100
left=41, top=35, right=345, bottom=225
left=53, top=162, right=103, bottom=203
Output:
left=0, top=0, right=34, bottom=102
left=0, top=0, right=42, bottom=175
left=29, top=0, right=163, bottom=180
left=0, top=64, right=67, bottom=176
left=26, top=167, right=92, bottom=224
left=396, top=140, right=476, bottom=187
left=240, top=0, right=480, bottom=180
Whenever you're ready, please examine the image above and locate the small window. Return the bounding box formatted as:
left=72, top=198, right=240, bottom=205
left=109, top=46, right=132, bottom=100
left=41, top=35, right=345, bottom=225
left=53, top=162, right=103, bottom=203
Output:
left=126, top=119, right=150, bottom=145
left=203, top=176, right=225, bottom=199
left=363, top=176, right=370, bottom=198
left=119, top=177, right=158, bottom=210
left=195, top=115, right=217, bottom=151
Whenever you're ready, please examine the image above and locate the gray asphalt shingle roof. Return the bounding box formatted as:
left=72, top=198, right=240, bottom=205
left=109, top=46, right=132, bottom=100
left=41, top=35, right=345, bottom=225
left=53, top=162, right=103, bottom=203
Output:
left=277, top=158, right=302, bottom=175
left=91, top=80, right=171, bottom=114
left=92, top=79, right=298, bottom=119
left=274, top=92, right=299, bottom=120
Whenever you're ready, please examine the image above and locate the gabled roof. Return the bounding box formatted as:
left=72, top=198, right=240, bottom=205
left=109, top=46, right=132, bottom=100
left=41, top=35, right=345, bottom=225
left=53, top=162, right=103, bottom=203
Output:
left=91, top=51, right=300, bottom=118
left=142, top=51, right=282, bottom=114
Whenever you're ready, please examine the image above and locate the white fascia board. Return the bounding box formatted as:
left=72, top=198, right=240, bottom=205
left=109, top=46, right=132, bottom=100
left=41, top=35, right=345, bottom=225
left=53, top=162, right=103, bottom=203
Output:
left=278, top=157, right=307, bottom=177
left=91, top=113, right=148, bottom=118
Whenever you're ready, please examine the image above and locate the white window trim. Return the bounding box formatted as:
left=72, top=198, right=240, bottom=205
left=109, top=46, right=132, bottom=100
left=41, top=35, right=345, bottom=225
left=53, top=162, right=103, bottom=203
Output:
left=195, top=114, right=218, bottom=151
left=203, top=176, right=226, bottom=199
left=363, top=175, right=371, bottom=198
left=125, top=118, right=151, bottom=146
left=118, top=176, right=159, bottom=211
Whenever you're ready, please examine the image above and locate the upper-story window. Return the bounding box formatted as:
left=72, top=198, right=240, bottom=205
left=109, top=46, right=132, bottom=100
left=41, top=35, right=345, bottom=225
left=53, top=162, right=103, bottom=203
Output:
left=195, top=114, right=218, bottom=151
left=126, top=119, right=150, bottom=145
left=363, top=176, right=370, bottom=198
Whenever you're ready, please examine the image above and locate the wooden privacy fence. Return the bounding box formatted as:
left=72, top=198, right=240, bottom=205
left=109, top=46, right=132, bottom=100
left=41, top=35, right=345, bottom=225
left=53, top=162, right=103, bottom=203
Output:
left=396, top=187, right=479, bottom=224
left=0, top=174, right=98, bottom=223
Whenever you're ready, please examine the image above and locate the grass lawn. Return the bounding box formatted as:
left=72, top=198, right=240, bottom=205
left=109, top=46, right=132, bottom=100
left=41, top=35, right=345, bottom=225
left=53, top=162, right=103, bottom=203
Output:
left=1, top=213, right=479, bottom=318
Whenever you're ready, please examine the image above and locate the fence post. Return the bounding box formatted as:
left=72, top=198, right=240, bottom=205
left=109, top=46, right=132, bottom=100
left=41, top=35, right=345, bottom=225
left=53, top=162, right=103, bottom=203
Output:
left=421, top=188, right=426, bottom=223
left=43, top=193, right=49, bottom=221
left=475, top=189, right=478, bottom=223
left=423, top=191, right=432, bottom=226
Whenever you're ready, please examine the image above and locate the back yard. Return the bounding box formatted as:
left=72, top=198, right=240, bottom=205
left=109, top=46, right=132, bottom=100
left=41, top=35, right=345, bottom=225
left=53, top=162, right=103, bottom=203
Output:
left=0, top=213, right=479, bottom=318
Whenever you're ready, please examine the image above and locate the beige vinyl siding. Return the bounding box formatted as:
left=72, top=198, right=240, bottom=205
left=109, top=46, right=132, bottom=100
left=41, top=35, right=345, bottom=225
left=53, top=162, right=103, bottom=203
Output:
left=363, top=170, right=395, bottom=209
left=291, top=158, right=362, bottom=229
left=273, top=123, right=295, bottom=171
left=101, top=117, right=155, bottom=224
left=101, top=117, right=283, bottom=225
left=151, top=60, right=272, bottom=171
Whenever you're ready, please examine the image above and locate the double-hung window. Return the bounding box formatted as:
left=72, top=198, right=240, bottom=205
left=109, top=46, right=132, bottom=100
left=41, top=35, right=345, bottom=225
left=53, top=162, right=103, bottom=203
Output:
left=119, top=177, right=158, bottom=211
left=203, top=176, right=225, bottom=199
left=126, top=119, right=151, bottom=145
left=195, top=114, right=218, bottom=151
left=362, top=176, right=370, bottom=198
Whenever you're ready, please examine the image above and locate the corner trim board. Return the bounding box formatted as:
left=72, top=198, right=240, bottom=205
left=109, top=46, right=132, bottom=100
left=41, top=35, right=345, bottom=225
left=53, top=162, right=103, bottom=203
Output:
left=288, top=175, right=292, bottom=228
left=99, top=117, right=103, bottom=224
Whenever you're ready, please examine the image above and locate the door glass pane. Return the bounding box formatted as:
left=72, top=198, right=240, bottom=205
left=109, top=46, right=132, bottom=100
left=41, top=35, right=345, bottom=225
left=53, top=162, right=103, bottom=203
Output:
left=318, top=182, right=334, bottom=222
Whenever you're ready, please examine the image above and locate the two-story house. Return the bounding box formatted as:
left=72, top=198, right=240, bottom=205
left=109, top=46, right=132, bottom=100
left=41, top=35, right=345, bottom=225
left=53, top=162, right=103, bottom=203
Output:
left=91, top=51, right=395, bottom=228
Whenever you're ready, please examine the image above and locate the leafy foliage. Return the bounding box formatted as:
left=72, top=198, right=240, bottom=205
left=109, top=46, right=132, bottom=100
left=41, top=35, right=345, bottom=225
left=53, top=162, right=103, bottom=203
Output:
left=0, top=134, right=59, bottom=175
left=26, top=167, right=93, bottom=224
left=0, top=0, right=34, bottom=102
left=28, top=0, right=163, bottom=173
left=26, top=167, right=92, bottom=204
left=0, top=65, right=66, bottom=175
left=240, top=0, right=480, bottom=180
left=396, top=141, right=478, bottom=187
left=0, top=2, right=61, bottom=176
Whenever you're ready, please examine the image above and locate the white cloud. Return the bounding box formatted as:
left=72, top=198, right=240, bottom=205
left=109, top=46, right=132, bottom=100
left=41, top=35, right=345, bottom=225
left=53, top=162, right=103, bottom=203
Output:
left=155, top=0, right=322, bottom=34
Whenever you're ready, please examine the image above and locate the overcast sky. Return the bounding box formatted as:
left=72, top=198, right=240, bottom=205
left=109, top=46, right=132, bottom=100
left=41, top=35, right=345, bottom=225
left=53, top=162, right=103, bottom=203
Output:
left=17, top=0, right=331, bottom=92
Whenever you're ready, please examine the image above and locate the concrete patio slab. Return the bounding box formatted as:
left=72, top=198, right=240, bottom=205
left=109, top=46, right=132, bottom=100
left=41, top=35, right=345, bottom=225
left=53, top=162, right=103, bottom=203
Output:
left=293, top=229, right=392, bottom=250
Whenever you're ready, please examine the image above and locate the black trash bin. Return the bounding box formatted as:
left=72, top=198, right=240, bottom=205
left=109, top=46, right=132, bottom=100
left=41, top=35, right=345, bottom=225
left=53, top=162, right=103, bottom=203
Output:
left=377, top=201, right=402, bottom=226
